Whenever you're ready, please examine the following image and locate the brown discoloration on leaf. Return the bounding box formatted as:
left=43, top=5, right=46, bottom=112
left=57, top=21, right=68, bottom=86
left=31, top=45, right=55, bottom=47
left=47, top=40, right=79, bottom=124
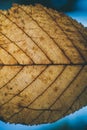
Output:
left=0, top=4, right=87, bottom=125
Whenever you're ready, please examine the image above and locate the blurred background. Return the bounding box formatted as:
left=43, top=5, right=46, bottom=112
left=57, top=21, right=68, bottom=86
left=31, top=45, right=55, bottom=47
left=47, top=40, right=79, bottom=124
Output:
left=0, top=0, right=87, bottom=130
left=0, top=0, right=87, bottom=26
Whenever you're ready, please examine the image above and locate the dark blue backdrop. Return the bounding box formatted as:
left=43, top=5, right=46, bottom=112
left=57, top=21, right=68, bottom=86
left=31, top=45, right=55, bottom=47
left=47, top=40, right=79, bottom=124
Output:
left=0, top=0, right=78, bottom=11
left=0, top=0, right=87, bottom=130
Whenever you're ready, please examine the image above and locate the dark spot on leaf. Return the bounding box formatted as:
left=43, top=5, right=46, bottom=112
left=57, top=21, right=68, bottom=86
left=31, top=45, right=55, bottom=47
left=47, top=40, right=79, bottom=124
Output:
left=4, top=93, right=8, bottom=96
left=10, top=87, right=12, bottom=90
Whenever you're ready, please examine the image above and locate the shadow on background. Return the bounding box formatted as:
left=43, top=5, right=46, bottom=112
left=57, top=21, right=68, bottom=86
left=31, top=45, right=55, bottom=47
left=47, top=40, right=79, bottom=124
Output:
left=0, top=0, right=78, bottom=11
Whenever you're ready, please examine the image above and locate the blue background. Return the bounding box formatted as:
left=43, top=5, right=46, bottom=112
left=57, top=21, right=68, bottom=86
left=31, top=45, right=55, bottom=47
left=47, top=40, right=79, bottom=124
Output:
left=0, top=0, right=87, bottom=130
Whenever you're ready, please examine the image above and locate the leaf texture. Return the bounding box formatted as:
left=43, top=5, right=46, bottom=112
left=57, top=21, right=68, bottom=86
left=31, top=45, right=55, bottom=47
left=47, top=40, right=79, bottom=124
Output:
left=0, top=4, right=87, bottom=125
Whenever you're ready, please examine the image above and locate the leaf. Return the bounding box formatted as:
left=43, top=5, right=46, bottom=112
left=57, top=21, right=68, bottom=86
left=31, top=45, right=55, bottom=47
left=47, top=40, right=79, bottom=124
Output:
left=0, top=4, right=87, bottom=125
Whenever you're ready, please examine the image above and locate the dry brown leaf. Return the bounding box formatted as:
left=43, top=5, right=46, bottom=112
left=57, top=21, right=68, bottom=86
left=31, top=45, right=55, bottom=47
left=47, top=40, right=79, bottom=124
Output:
left=0, top=4, right=87, bottom=125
